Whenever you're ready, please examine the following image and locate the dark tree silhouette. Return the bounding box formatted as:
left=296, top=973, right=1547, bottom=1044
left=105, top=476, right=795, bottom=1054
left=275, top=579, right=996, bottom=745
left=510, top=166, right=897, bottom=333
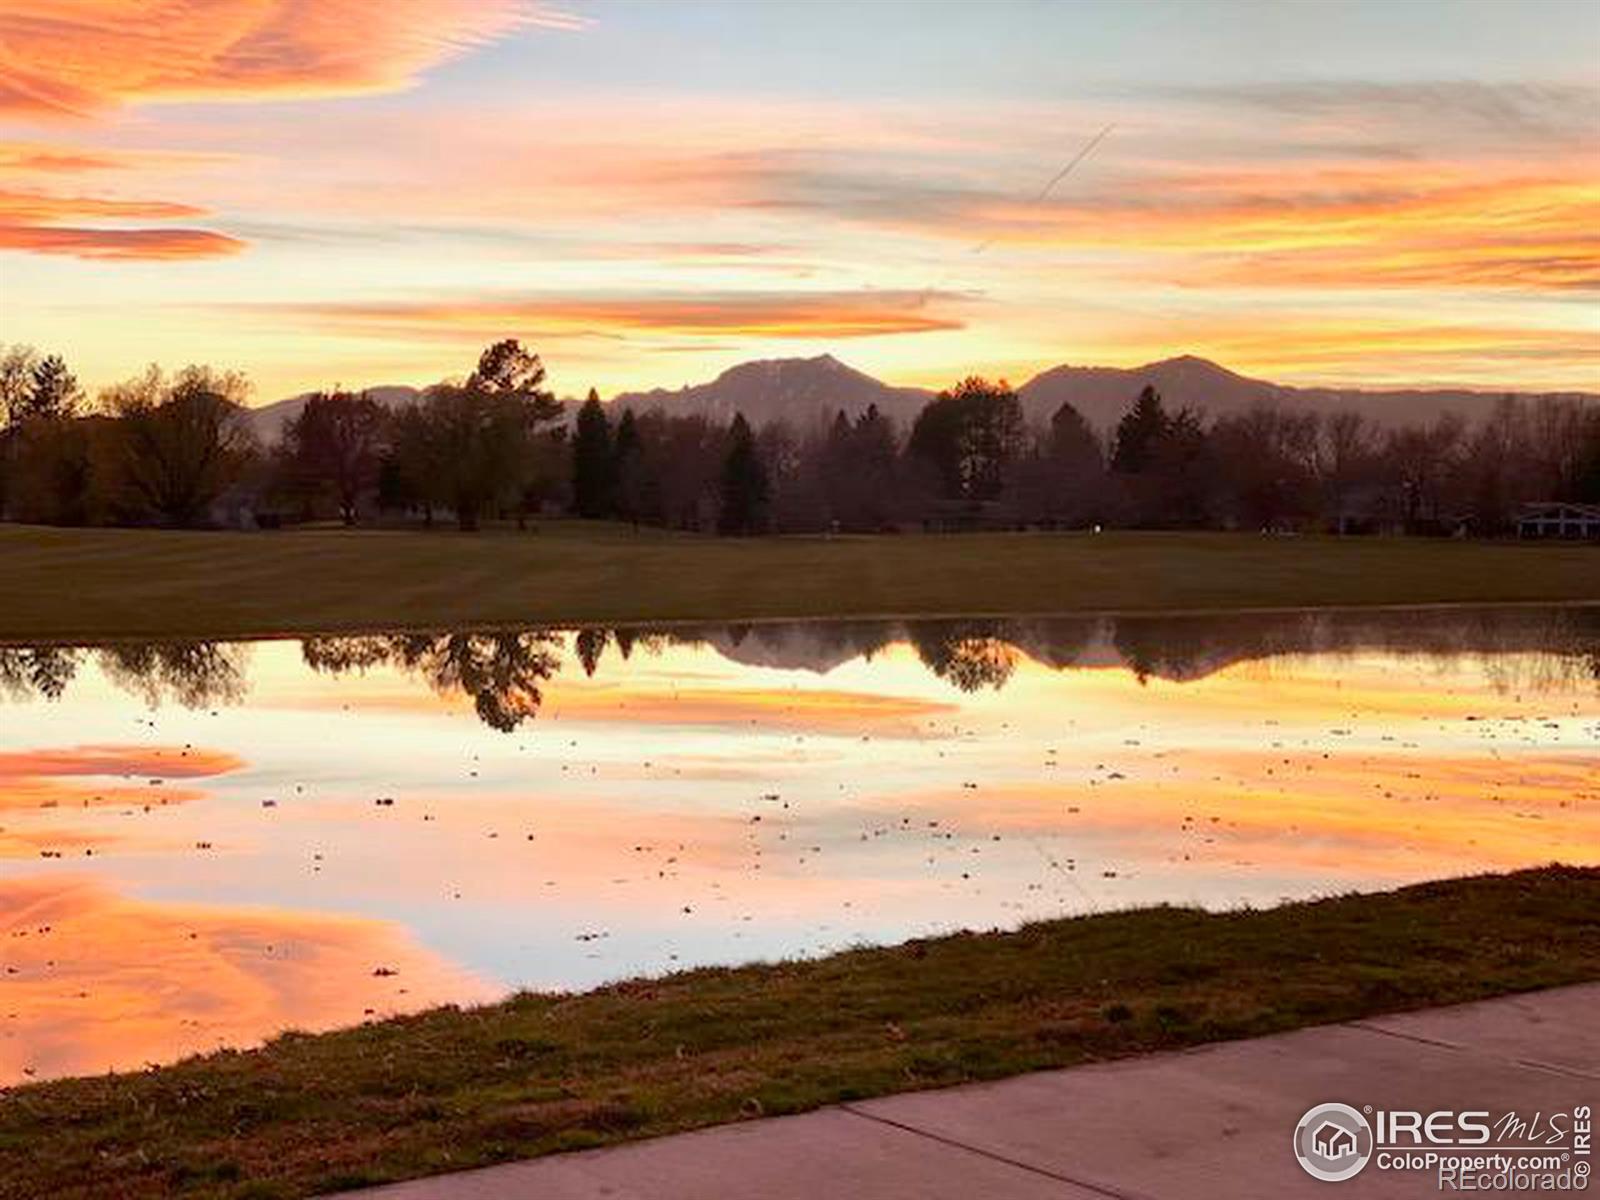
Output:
left=1385, top=415, right=1466, bottom=530
left=1110, top=385, right=1169, bottom=474
left=907, top=377, right=1023, bottom=503
left=22, top=354, right=82, bottom=422
left=0, top=345, right=38, bottom=429
left=281, top=390, right=388, bottom=524
left=821, top=404, right=899, bottom=529
left=0, top=348, right=87, bottom=525
left=471, top=340, right=560, bottom=409
left=419, top=341, right=562, bottom=531
left=1049, top=401, right=1100, bottom=468
left=106, top=365, right=255, bottom=527
left=1210, top=406, right=1320, bottom=529
left=380, top=402, right=443, bottom=523
left=718, top=412, right=770, bottom=534
left=612, top=406, right=646, bottom=526
left=571, top=389, right=614, bottom=518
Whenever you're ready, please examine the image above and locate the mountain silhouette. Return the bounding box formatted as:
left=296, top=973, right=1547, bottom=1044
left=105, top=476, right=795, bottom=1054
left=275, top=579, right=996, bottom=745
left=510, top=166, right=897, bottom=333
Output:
left=243, top=385, right=421, bottom=443
left=618, top=353, right=1596, bottom=430
left=246, top=354, right=1596, bottom=441
left=611, top=353, right=933, bottom=428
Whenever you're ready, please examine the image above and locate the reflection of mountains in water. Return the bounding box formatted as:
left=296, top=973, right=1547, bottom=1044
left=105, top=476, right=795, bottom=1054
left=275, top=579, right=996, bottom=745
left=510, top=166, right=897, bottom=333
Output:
left=684, top=607, right=1600, bottom=691
left=3, top=607, right=1596, bottom=731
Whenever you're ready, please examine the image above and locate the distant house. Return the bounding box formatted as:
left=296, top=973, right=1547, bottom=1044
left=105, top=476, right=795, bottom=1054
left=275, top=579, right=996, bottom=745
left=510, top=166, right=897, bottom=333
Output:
left=1516, top=501, right=1600, bottom=541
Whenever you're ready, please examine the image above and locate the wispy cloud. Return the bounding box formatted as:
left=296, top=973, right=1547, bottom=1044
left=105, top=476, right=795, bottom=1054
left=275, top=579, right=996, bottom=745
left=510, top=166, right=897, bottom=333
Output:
left=0, top=140, right=235, bottom=174
left=0, top=186, right=243, bottom=259
left=239, top=288, right=969, bottom=341
left=953, top=169, right=1600, bottom=295
left=0, top=0, right=574, bottom=117
left=1152, top=80, right=1600, bottom=148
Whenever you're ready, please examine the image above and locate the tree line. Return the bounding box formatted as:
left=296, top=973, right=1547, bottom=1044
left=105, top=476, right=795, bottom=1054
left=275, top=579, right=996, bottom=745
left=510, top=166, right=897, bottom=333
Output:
left=3, top=339, right=1598, bottom=535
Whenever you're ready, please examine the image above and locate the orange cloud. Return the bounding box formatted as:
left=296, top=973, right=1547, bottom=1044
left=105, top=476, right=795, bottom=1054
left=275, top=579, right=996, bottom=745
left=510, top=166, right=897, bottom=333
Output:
left=0, top=875, right=495, bottom=1084
left=0, top=141, right=126, bottom=173
left=0, top=185, right=243, bottom=259
left=247, top=289, right=966, bottom=342
left=955, top=167, right=1600, bottom=295
left=1073, top=312, right=1600, bottom=389
left=0, top=140, right=231, bottom=175
left=0, top=1, right=575, bottom=118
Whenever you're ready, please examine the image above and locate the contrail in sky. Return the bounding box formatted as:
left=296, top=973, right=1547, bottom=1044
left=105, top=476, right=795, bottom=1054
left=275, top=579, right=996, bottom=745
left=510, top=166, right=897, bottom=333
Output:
left=921, top=123, right=1114, bottom=305
left=971, top=123, right=1115, bottom=255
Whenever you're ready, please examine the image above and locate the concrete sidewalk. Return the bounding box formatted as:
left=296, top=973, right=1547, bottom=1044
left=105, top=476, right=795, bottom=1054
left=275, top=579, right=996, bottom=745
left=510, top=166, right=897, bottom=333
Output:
left=342, top=984, right=1599, bottom=1199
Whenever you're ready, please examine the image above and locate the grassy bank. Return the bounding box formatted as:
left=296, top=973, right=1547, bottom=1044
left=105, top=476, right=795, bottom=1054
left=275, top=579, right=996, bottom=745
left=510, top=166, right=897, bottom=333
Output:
left=1, top=523, right=1598, bottom=642
left=2, top=867, right=1598, bottom=1199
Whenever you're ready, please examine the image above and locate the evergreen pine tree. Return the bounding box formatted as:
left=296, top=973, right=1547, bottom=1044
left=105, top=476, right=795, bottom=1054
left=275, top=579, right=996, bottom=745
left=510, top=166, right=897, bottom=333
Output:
left=571, top=389, right=614, bottom=518
left=718, top=412, right=770, bottom=535
left=611, top=406, right=641, bottom=518
left=24, top=354, right=82, bottom=422
left=1110, top=385, right=1169, bottom=474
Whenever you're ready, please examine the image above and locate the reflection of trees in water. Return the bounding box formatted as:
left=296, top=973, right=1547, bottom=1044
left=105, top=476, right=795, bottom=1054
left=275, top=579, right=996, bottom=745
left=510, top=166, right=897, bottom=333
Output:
left=299, top=635, right=396, bottom=674
left=1, top=641, right=247, bottom=706
left=3, top=606, right=1597, bottom=715
left=96, top=641, right=249, bottom=707
left=1111, top=618, right=1217, bottom=684
left=907, top=621, right=1018, bottom=692
left=615, top=608, right=1600, bottom=697
left=302, top=632, right=562, bottom=732
left=620, top=617, right=1095, bottom=694
left=1110, top=607, right=1600, bottom=693
left=0, top=646, right=82, bottom=701
left=574, top=628, right=608, bottom=677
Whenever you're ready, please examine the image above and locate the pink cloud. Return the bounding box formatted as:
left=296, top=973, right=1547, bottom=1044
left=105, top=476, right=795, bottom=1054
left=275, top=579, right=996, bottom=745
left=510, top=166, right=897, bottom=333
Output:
left=0, top=1, right=575, bottom=117
left=0, top=185, right=243, bottom=259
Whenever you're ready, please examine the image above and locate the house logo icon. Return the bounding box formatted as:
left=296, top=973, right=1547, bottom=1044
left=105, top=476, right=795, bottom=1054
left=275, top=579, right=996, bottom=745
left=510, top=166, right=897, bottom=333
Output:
left=1294, top=1102, right=1374, bottom=1182
left=1313, top=1121, right=1357, bottom=1159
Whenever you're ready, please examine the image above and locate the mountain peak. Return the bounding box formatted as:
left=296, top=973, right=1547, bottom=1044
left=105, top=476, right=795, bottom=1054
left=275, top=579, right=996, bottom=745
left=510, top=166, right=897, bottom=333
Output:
left=1153, top=353, right=1224, bottom=370
left=616, top=354, right=931, bottom=428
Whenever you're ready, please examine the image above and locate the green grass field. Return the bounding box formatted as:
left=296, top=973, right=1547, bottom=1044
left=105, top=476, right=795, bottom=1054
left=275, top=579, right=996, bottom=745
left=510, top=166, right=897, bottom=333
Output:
left=0, top=522, right=1596, bottom=642
left=2, top=868, right=1597, bottom=1200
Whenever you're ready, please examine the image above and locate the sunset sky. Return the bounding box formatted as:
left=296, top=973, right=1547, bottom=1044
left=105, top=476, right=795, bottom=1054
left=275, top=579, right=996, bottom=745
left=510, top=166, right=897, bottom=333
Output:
left=1, top=0, right=1596, bottom=404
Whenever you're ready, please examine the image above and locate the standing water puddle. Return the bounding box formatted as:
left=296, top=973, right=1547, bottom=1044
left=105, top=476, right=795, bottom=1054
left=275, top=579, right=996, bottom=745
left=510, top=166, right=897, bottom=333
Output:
left=2, top=606, right=1597, bottom=1083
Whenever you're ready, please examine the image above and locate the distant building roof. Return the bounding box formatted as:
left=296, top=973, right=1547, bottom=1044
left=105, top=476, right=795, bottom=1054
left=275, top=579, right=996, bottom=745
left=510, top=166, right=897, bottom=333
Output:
left=1518, top=501, right=1600, bottom=520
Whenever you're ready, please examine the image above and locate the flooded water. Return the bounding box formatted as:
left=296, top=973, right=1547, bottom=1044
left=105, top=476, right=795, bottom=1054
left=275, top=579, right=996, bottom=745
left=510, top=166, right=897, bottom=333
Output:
left=2, top=606, right=1598, bottom=1085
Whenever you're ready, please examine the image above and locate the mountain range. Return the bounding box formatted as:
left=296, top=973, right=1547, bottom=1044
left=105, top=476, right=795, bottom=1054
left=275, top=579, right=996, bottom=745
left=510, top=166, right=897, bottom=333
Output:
left=244, top=354, right=1596, bottom=442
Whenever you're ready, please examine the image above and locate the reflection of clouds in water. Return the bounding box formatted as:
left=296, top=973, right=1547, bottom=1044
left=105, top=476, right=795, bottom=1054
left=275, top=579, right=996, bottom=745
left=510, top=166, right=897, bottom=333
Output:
left=0, top=744, right=243, bottom=784
left=0, top=875, right=495, bottom=1086
left=0, top=744, right=244, bottom=857
left=546, top=685, right=953, bottom=735
left=0, top=606, right=1596, bottom=1082
left=858, top=749, right=1600, bottom=878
